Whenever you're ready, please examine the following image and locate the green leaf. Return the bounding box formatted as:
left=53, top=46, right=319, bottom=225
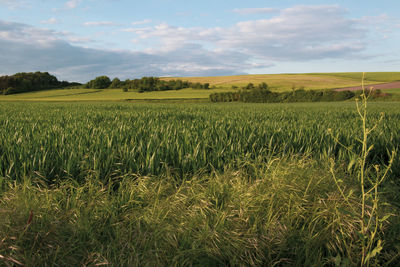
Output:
left=379, top=214, right=391, bottom=222
left=365, top=240, right=383, bottom=262
left=333, top=254, right=341, bottom=266
left=347, top=159, right=356, bottom=172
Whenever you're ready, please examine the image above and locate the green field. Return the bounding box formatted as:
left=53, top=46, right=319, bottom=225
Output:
left=1, top=72, right=399, bottom=102
left=0, top=87, right=234, bottom=101
left=1, top=101, right=400, bottom=266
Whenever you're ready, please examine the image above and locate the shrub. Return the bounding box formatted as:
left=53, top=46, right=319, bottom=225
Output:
left=3, top=87, right=18, bottom=95
left=211, top=88, right=359, bottom=103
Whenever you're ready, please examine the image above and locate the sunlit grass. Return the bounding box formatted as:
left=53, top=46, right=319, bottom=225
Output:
left=2, top=156, right=398, bottom=266
left=1, top=102, right=400, bottom=182
left=0, top=88, right=235, bottom=101
left=0, top=101, right=399, bottom=265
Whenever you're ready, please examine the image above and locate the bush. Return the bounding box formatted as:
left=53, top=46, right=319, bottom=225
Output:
left=3, top=87, right=18, bottom=95
left=210, top=89, right=359, bottom=103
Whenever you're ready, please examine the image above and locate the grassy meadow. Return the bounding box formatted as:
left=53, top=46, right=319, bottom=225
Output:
left=0, top=87, right=234, bottom=102
left=1, top=101, right=400, bottom=266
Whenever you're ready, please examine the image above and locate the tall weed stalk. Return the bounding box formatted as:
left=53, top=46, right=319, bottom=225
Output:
left=329, top=73, right=395, bottom=266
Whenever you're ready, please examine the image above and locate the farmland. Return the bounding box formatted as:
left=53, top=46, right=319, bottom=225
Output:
left=1, top=72, right=400, bottom=102
left=2, top=101, right=399, bottom=181
left=161, top=72, right=400, bottom=91
left=1, top=101, right=400, bottom=266
left=0, top=87, right=233, bottom=102
left=2, top=0, right=400, bottom=264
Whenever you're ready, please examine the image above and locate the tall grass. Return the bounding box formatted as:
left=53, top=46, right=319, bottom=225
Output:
left=0, top=101, right=399, bottom=265
left=1, top=156, right=398, bottom=266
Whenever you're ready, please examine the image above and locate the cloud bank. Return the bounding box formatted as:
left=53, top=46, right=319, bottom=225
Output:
left=0, top=5, right=372, bottom=81
left=0, top=21, right=252, bottom=82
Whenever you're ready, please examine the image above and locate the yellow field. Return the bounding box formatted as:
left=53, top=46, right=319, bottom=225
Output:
left=161, top=73, right=392, bottom=91
left=312, top=72, right=400, bottom=82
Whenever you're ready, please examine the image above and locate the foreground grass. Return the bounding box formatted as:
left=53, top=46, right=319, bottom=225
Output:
left=1, top=157, right=399, bottom=266
left=1, top=101, right=400, bottom=265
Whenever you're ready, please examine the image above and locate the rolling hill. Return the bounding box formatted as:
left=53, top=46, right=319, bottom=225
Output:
left=1, top=72, right=399, bottom=101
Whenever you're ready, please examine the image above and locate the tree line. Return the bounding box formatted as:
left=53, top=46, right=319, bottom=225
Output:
left=0, top=72, right=211, bottom=95
left=210, top=83, right=384, bottom=103
left=0, top=72, right=80, bottom=95
left=85, top=76, right=210, bottom=92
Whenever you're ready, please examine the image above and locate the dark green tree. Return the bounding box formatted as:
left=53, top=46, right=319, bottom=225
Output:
left=86, top=76, right=112, bottom=89
left=110, top=78, right=122, bottom=88
left=0, top=72, right=76, bottom=95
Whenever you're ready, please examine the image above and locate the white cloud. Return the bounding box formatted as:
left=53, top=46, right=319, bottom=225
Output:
left=83, top=21, right=120, bottom=27
left=0, top=20, right=59, bottom=45
left=59, top=30, right=94, bottom=44
left=232, top=7, right=279, bottom=15
left=0, top=20, right=251, bottom=82
left=131, top=19, right=152, bottom=26
left=132, top=5, right=366, bottom=61
left=66, top=36, right=94, bottom=43
left=64, top=0, right=82, bottom=9
left=121, top=27, right=152, bottom=34
left=0, top=5, right=386, bottom=81
left=40, top=18, right=59, bottom=25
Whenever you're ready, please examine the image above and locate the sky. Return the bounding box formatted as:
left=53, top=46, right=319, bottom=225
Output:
left=0, top=0, right=399, bottom=82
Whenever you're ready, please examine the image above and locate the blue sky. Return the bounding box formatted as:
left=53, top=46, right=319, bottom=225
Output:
left=0, top=0, right=399, bottom=82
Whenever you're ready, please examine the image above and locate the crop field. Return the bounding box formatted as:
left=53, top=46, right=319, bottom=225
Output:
left=161, top=72, right=400, bottom=91
left=1, top=101, right=400, bottom=266
left=0, top=87, right=234, bottom=102
left=1, top=72, right=399, bottom=102
left=314, top=72, right=400, bottom=82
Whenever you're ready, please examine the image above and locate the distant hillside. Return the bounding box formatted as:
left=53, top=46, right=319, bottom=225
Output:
left=0, top=72, right=80, bottom=95
left=1, top=72, right=399, bottom=101
left=161, top=72, right=400, bottom=91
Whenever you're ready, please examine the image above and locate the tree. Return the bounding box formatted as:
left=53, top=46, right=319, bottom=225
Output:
left=86, top=76, right=112, bottom=89
left=246, top=83, right=255, bottom=90
left=110, top=78, right=122, bottom=88
left=258, top=82, right=268, bottom=90
left=0, top=72, right=75, bottom=95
